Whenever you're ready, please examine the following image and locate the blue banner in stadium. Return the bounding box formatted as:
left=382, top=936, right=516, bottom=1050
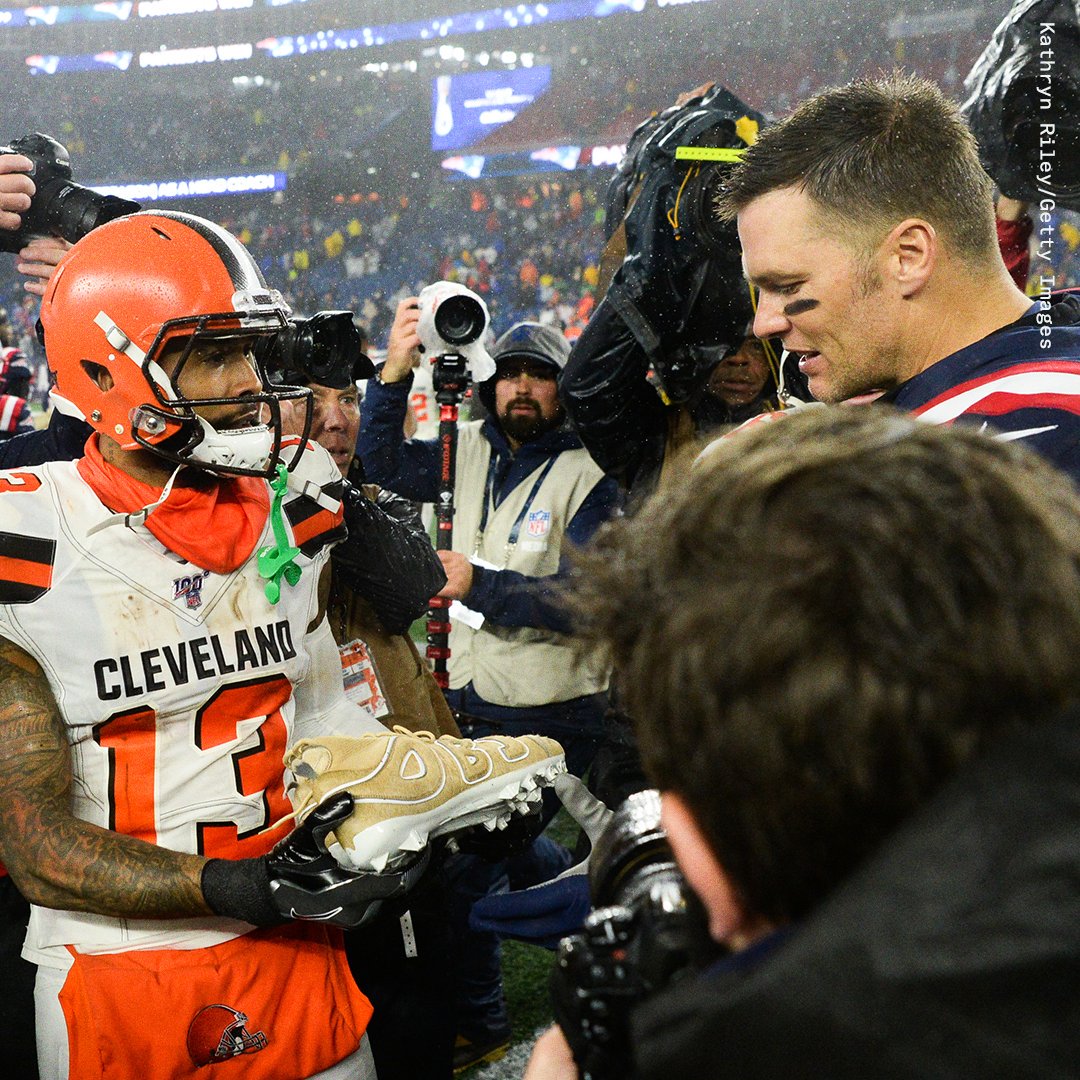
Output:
left=432, top=65, right=552, bottom=151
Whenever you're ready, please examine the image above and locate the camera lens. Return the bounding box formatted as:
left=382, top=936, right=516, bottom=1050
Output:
left=434, top=294, right=486, bottom=346
left=40, top=180, right=140, bottom=245
left=588, top=789, right=679, bottom=908
left=263, top=311, right=374, bottom=389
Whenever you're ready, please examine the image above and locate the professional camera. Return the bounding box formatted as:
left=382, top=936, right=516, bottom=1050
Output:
left=550, top=790, right=717, bottom=1080
left=595, top=84, right=767, bottom=404
left=416, top=281, right=496, bottom=384
left=260, top=310, right=375, bottom=389
left=0, top=133, right=141, bottom=253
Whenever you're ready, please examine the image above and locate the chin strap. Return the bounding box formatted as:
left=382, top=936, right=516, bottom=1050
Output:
left=257, top=463, right=302, bottom=604
left=86, top=464, right=184, bottom=538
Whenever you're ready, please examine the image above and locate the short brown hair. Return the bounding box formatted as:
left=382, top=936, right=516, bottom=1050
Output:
left=572, top=408, right=1080, bottom=923
left=717, top=72, right=998, bottom=265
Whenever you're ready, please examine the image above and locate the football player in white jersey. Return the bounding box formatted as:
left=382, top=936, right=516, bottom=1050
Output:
left=0, top=211, right=423, bottom=1080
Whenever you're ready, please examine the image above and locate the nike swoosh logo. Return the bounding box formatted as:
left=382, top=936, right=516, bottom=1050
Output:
left=993, top=425, right=1059, bottom=442
left=289, top=907, right=343, bottom=921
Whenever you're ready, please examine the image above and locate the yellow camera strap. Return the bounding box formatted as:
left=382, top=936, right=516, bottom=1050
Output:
left=673, top=146, right=747, bottom=162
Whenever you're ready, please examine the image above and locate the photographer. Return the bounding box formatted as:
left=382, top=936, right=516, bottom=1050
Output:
left=560, top=84, right=790, bottom=500
left=358, top=298, right=620, bottom=1069
left=0, top=149, right=94, bottom=466
left=530, top=406, right=1080, bottom=1079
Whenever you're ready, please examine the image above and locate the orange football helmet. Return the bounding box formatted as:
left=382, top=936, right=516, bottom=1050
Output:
left=39, top=210, right=311, bottom=478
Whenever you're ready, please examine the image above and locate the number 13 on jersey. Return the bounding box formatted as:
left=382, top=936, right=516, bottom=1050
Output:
left=93, top=674, right=294, bottom=859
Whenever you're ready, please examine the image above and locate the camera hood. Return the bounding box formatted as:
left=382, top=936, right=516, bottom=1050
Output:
left=962, top=0, right=1080, bottom=208
left=596, top=85, right=765, bottom=403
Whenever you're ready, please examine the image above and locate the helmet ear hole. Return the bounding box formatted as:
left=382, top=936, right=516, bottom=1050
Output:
left=80, top=360, right=114, bottom=393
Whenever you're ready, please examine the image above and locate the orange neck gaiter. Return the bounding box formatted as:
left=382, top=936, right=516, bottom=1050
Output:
left=77, top=435, right=270, bottom=575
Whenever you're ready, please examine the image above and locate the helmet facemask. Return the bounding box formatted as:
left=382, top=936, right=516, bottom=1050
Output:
left=41, top=210, right=320, bottom=483
left=129, top=310, right=314, bottom=480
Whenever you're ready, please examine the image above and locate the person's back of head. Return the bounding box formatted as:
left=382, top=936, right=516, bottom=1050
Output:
left=717, top=72, right=999, bottom=271
left=572, top=407, right=1080, bottom=924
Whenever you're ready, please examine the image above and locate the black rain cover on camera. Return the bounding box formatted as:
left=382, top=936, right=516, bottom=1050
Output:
left=562, top=86, right=770, bottom=492
left=599, top=85, right=764, bottom=403
left=961, top=0, right=1080, bottom=209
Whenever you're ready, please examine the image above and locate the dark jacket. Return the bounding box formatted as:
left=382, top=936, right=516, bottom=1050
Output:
left=0, top=408, right=88, bottom=465
left=332, top=476, right=445, bottom=635
left=560, top=300, right=778, bottom=495
left=559, top=299, right=676, bottom=494
left=631, top=704, right=1080, bottom=1079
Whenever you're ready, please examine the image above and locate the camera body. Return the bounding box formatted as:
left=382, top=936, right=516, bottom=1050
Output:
left=260, top=310, right=375, bottom=390
left=0, top=133, right=141, bottom=253
left=550, top=790, right=717, bottom=1080
left=416, top=281, right=496, bottom=383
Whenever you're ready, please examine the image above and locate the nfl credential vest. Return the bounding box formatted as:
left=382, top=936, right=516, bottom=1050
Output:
left=447, top=422, right=610, bottom=707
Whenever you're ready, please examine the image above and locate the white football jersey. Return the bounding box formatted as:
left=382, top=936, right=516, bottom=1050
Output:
left=0, top=448, right=345, bottom=962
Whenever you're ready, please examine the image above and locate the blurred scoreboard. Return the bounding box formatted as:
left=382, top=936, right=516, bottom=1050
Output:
left=431, top=65, right=552, bottom=151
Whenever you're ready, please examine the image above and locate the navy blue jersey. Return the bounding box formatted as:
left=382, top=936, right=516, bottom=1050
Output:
left=883, top=291, right=1080, bottom=484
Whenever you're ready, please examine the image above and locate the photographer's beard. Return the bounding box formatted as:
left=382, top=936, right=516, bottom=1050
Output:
left=498, top=395, right=565, bottom=447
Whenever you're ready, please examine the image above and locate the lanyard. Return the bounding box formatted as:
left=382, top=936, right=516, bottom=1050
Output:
left=474, top=453, right=558, bottom=560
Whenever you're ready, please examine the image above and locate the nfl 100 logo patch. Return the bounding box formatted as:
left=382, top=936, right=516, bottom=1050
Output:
left=174, top=570, right=210, bottom=609
left=527, top=509, right=551, bottom=537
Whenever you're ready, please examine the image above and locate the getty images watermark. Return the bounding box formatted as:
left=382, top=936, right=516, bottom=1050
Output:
left=1035, top=20, right=1058, bottom=349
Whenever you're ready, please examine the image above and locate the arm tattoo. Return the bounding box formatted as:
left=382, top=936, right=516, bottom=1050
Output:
left=0, top=638, right=210, bottom=918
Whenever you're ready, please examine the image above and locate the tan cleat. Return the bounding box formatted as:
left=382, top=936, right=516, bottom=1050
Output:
left=284, top=727, right=566, bottom=871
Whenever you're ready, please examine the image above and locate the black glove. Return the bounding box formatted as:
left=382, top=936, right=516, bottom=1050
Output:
left=451, top=802, right=547, bottom=862
left=202, top=792, right=430, bottom=929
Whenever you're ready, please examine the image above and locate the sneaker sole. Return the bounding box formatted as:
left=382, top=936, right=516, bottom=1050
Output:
left=318, top=753, right=567, bottom=871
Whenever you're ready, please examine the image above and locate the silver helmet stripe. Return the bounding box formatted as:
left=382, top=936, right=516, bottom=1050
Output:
left=94, top=311, right=146, bottom=364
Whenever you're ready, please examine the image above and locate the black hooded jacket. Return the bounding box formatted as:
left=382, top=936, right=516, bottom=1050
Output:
left=631, top=704, right=1080, bottom=1079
